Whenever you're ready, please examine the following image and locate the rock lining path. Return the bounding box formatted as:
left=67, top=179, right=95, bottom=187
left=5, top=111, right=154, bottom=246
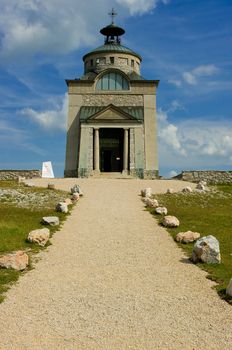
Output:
left=1, top=179, right=232, bottom=349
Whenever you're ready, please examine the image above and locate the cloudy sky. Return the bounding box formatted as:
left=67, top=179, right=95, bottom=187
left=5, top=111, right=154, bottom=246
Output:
left=0, top=0, right=231, bottom=177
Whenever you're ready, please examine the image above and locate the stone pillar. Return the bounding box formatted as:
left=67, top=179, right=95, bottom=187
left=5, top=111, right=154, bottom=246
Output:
left=94, top=128, right=100, bottom=172
left=123, top=128, right=129, bottom=173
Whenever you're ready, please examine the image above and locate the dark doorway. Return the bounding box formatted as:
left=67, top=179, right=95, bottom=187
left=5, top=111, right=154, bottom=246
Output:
left=99, top=128, right=123, bottom=172
left=103, top=150, right=112, bottom=172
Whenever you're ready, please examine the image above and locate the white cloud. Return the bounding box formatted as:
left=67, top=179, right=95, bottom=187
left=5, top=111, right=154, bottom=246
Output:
left=182, top=122, right=232, bottom=158
left=193, top=64, right=218, bottom=76
left=20, top=93, right=68, bottom=131
left=183, top=64, right=218, bottom=85
left=182, top=71, right=197, bottom=85
left=0, top=0, right=168, bottom=60
left=168, top=79, right=182, bottom=87
left=0, top=0, right=105, bottom=59
left=116, top=0, right=157, bottom=14
left=157, top=108, right=187, bottom=156
left=169, top=100, right=184, bottom=112
left=157, top=104, right=232, bottom=171
left=0, top=120, right=45, bottom=155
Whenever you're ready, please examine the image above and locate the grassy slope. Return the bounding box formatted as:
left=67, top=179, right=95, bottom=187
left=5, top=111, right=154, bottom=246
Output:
left=0, top=181, right=71, bottom=302
left=149, top=185, right=232, bottom=301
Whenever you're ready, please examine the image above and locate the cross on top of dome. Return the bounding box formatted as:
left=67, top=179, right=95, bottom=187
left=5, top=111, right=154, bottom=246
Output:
left=100, top=9, right=125, bottom=44
left=108, top=8, right=117, bottom=24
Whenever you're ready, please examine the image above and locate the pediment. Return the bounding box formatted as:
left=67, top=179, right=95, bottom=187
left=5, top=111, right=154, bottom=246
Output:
left=87, top=104, right=137, bottom=122
left=93, top=109, right=131, bottom=120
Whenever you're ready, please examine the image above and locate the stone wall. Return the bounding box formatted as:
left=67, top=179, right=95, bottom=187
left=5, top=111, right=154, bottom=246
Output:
left=82, top=94, right=143, bottom=106
left=84, top=52, right=141, bottom=76
left=177, top=170, right=232, bottom=184
left=0, top=170, right=41, bottom=180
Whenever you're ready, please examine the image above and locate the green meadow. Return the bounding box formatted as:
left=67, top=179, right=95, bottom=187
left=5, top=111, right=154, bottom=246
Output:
left=0, top=181, right=71, bottom=302
left=148, top=184, right=232, bottom=302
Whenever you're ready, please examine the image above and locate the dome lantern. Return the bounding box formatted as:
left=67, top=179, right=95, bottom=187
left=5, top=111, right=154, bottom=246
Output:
left=100, top=8, right=125, bottom=45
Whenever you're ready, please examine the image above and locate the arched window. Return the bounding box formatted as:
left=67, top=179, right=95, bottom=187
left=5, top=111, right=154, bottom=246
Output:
left=96, top=72, right=129, bottom=91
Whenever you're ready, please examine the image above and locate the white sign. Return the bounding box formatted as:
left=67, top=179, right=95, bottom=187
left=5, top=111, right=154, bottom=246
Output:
left=42, top=161, right=54, bottom=178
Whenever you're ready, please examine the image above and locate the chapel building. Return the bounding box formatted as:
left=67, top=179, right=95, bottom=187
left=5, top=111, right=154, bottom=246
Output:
left=64, top=12, right=159, bottom=178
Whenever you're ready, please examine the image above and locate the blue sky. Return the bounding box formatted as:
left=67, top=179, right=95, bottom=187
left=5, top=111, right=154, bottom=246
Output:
left=0, top=0, right=231, bottom=178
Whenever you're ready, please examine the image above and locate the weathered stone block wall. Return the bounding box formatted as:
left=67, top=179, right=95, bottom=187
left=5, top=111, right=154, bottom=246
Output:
left=179, top=171, right=232, bottom=184
left=84, top=52, right=141, bottom=75
left=82, top=94, right=143, bottom=106
left=0, top=170, right=41, bottom=180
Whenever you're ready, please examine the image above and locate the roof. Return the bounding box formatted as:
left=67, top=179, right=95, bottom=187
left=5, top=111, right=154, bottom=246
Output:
left=79, top=105, right=144, bottom=122
left=127, top=71, right=145, bottom=81
left=78, top=71, right=145, bottom=81
left=66, top=77, right=159, bottom=85
left=83, top=43, right=142, bottom=61
left=100, top=24, right=125, bottom=37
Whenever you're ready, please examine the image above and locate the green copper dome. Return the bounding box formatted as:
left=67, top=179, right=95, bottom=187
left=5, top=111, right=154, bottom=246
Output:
left=83, top=10, right=142, bottom=62
left=83, top=43, right=142, bottom=62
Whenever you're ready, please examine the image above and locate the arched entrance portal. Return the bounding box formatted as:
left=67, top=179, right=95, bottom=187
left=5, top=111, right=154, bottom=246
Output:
left=99, top=128, right=124, bottom=172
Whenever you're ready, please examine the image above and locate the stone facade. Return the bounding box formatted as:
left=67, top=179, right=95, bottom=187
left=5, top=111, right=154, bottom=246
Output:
left=82, top=94, right=143, bottom=107
left=0, top=170, right=41, bottom=180
left=177, top=171, right=232, bottom=184
left=84, top=52, right=141, bottom=76
left=64, top=17, right=159, bottom=179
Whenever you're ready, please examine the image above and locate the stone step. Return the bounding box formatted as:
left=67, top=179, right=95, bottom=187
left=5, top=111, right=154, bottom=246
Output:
left=91, top=172, right=133, bottom=179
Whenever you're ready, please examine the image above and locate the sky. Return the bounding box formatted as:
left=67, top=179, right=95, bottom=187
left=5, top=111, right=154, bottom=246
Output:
left=0, top=0, right=231, bottom=178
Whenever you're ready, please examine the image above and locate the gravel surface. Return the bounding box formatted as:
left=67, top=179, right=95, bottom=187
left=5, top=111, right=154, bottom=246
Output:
left=0, top=178, right=232, bottom=350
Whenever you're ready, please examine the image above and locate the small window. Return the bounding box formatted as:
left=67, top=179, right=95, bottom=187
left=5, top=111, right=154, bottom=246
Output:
left=90, top=59, right=93, bottom=66
left=110, top=57, right=115, bottom=64
left=131, top=59, right=134, bottom=67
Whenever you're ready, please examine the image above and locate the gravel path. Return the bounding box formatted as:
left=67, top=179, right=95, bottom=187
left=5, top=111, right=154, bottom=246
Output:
left=1, top=179, right=232, bottom=350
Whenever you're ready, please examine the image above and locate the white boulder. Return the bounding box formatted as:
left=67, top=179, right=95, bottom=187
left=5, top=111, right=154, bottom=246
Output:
left=199, top=180, right=207, bottom=186
left=196, top=182, right=208, bottom=191
left=141, top=188, right=152, bottom=198
left=71, top=185, right=83, bottom=196
left=42, top=216, right=59, bottom=226
left=175, top=231, right=200, bottom=244
left=191, top=235, right=221, bottom=264
left=56, top=202, right=68, bottom=213
left=17, top=176, right=25, bottom=183
left=182, top=186, right=193, bottom=193
left=162, top=215, right=180, bottom=228
left=145, top=198, right=159, bottom=208
left=226, top=279, right=232, bottom=297
left=72, top=192, right=80, bottom=202
left=155, top=207, right=168, bottom=215
left=0, top=251, right=29, bottom=271
left=27, top=228, right=50, bottom=246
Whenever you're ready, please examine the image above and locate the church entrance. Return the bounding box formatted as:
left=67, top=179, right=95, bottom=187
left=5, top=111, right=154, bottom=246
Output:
left=99, top=128, right=123, bottom=172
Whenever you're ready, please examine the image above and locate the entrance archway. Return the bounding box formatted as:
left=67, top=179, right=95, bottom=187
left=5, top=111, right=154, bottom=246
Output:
left=99, top=128, right=123, bottom=172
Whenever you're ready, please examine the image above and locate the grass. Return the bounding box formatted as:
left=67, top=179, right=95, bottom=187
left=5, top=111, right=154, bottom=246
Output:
left=148, top=184, right=232, bottom=302
left=0, top=180, right=72, bottom=302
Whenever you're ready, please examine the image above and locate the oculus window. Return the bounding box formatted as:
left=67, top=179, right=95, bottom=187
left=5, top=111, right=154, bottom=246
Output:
left=96, top=72, right=129, bottom=90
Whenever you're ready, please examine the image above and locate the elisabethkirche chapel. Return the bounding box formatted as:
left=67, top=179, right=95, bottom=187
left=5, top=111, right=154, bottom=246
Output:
left=64, top=11, right=159, bottom=178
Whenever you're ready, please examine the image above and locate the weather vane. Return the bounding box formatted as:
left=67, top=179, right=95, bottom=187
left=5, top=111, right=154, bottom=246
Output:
left=108, top=8, right=117, bottom=24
